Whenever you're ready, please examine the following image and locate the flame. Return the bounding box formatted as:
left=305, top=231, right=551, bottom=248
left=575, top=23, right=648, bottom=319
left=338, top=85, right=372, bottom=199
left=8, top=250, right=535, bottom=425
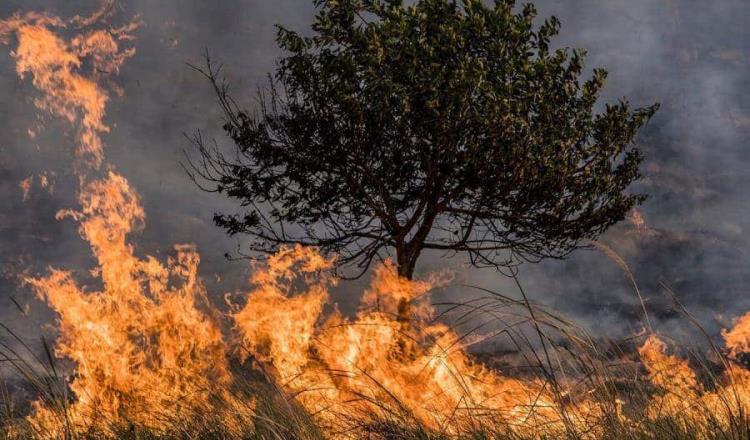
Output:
left=0, top=9, right=136, bottom=168
left=19, top=172, right=56, bottom=201
left=637, top=335, right=701, bottom=421
left=25, top=172, right=252, bottom=436
left=19, top=176, right=32, bottom=201
left=233, top=246, right=600, bottom=436
left=12, top=2, right=750, bottom=440
left=628, top=208, right=647, bottom=232
left=2, top=5, right=251, bottom=437
left=722, top=310, right=750, bottom=358
left=637, top=329, right=750, bottom=433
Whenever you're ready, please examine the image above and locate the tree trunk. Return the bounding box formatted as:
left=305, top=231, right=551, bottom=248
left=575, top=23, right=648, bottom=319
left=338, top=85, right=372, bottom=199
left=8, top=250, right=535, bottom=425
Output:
left=395, top=245, right=420, bottom=323
left=396, top=247, right=417, bottom=280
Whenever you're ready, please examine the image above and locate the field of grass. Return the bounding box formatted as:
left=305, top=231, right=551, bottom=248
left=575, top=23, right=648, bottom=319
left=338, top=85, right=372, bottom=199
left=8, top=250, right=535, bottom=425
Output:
left=4, top=273, right=750, bottom=440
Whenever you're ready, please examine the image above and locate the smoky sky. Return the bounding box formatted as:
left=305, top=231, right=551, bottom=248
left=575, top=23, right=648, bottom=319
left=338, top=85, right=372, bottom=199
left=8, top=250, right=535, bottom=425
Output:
left=0, top=0, right=749, bottom=346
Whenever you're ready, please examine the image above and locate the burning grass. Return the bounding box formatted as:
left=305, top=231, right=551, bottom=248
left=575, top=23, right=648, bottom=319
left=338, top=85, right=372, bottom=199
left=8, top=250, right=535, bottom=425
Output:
left=7, top=234, right=750, bottom=439
left=6, top=185, right=750, bottom=440
left=1, top=160, right=750, bottom=440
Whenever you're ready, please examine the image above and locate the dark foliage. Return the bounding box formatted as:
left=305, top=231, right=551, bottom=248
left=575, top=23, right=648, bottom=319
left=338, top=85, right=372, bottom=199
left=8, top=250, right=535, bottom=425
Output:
left=187, top=0, right=658, bottom=279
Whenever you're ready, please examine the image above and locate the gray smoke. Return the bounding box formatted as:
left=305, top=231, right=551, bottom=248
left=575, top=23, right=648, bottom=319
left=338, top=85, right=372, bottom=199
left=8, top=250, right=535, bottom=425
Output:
left=0, top=0, right=748, bottom=346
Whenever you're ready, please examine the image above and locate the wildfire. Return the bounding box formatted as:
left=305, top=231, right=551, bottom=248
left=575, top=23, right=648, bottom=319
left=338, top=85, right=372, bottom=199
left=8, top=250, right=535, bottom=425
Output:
left=19, top=172, right=56, bottom=201
left=26, top=173, right=250, bottom=436
left=1, top=4, right=250, bottom=437
left=8, top=2, right=750, bottom=440
left=19, top=176, right=32, bottom=201
left=722, top=310, right=750, bottom=359
left=636, top=328, right=750, bottom=433
left=0, top=6, right=135, bottom=168
left=638, top=335, right=701, bottom=420
left=233, top=248, right=591, bottom=434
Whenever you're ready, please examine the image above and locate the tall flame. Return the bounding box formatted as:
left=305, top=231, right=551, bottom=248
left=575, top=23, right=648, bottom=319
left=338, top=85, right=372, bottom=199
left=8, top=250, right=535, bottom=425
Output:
left=0, top=8, right=135, bottom=168
left=10, top=3, right=750, bottom=440
left=638, top=335, right=701, bottom=421
left=722, top=310, right=750, bottom=359
left=26, top=173, right=249, bottom=436
left=1, top=4, right=251, bottom=437
left=233, top=246, right=599, bottom=435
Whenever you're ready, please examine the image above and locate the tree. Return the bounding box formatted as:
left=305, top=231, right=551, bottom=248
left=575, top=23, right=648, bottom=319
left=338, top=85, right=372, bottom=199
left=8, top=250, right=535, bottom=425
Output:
left=188, top=0, right=658, bottom=281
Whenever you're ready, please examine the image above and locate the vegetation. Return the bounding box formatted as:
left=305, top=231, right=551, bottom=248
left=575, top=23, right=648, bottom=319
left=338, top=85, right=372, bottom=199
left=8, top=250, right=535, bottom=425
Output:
left=188, top=0, right=658, bottom=280
left=8, top=2, right=749, bottom=440
left=5, top=277, right=750, bottom=440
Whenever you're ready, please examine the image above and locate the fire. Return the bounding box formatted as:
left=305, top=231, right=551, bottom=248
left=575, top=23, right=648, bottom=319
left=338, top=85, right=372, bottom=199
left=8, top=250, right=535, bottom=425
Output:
left=722, top=310, right=750, bottom=359
left=11, top=2, right=750, bottom=440
left=2, top=4, right=251, bottom=437
left=19, top=172, right=56, bottom=201
left=629, top=208, right=647, bottom=232
left=26, top=173, right=251, bottom=436
left=637, top=335, right=701, bottom=420
left=233, top=247, right=599, bottom=435
left=636, top=328, right=750, bottom=433
left=0, top=7, right=136, bottom=168
left=19, top=176, right=32, bottom=201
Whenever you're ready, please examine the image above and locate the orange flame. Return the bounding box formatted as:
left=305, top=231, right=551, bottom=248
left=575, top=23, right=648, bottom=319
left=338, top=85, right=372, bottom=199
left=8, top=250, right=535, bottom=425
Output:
left=26, top=173, right=252, bottom=436
left=629, top=208, right=647, bottom=232
left=2, top=5, right=251, bottom=436
left=19, top=176, right=32, bottom=201
left=19, top=172, right=56, bottom=201
left=233, top=246, right=600, bottom=435
left=638, top=335, right=701, bottom=420
left=637, top=329, right=750, bottom=432
left=13, top=3, right=750, bottom=440
left=722, top=310, right=750, bottom=359
left=0, top=9, right=136, bottom=168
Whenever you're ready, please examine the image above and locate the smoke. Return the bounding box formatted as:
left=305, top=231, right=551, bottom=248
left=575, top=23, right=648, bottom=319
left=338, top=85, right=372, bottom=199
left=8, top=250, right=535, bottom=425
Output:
left=515, top=0, right=750, bottom=338
left=1, top=0, right=749, bottom=343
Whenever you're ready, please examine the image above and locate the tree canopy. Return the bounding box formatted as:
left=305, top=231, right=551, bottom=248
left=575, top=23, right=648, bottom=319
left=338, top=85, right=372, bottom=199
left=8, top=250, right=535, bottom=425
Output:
left=188, top=0, right=658, bottom=280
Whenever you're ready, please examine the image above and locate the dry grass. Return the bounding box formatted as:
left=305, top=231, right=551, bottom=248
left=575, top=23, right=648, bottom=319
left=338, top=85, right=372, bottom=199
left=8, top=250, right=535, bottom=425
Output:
left=3, top=280, right=750, bottom=440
